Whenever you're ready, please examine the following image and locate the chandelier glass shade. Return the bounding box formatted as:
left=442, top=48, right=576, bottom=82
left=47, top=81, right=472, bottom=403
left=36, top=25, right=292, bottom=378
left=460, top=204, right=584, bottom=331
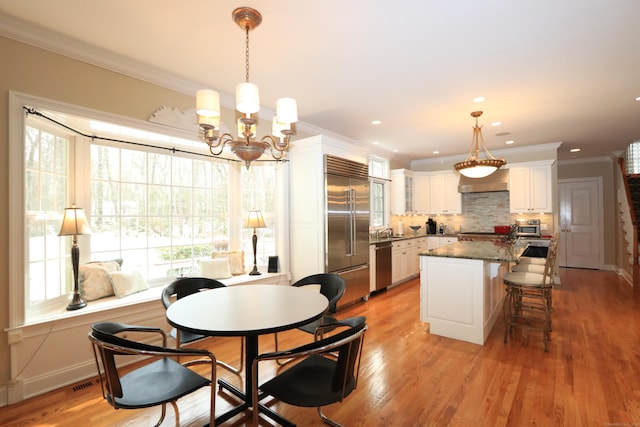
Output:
left=195, top=7, right=298, bottom=169
left=454, top=111, right=506, bottom=178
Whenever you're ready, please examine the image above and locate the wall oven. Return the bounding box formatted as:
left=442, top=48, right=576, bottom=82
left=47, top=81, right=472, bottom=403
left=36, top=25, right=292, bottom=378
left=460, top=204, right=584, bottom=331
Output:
left=516, top=219, right=541, bottom=237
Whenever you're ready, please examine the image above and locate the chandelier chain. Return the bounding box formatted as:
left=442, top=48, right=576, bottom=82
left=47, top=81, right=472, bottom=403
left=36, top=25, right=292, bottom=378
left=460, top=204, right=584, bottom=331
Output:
left=245, top=27, right=250, bottom=83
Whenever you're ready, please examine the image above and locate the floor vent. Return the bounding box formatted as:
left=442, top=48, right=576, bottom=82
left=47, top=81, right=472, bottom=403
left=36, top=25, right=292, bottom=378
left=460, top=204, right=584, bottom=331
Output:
left=72, top=380, right=94, bottom=392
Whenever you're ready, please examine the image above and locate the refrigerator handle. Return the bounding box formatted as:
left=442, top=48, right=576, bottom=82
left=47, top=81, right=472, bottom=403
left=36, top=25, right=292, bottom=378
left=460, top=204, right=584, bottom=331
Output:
left=345, top=189, right=353, bottom=256
left=350, top=188, right=357, bottom=257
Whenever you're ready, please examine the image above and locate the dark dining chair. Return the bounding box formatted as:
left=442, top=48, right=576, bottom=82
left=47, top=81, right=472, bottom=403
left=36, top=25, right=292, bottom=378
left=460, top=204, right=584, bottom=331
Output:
left=88, top=321, right=216, bottom=427
left=274, top=273, right=346, bottom=357
left=253, top=316, right=368, bottom=427
left=161, top=277, right=244, bottom=374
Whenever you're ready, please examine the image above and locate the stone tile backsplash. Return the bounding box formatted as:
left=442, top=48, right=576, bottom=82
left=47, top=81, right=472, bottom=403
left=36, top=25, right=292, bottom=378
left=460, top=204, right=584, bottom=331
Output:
left=389, top=191, right=554, bottom=235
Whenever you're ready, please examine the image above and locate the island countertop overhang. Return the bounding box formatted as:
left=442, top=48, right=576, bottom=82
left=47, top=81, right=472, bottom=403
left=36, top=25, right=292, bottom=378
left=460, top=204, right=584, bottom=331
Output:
left=419, top=241, right=524, bottom=263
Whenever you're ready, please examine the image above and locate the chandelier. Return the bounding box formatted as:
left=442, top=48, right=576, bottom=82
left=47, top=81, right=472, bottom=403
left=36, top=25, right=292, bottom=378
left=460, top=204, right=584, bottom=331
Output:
left=195, top=7, right=298, bottom=169
left=454, top=111, right=506, bottom=178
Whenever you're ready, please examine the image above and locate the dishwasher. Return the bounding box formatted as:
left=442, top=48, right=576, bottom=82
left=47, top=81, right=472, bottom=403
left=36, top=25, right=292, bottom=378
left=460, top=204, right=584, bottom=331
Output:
left=374, top=241, right=392, bottom=290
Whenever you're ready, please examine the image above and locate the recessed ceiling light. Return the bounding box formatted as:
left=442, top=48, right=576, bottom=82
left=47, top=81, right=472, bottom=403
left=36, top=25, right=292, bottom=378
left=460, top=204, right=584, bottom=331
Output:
left=491, top=121, right=502, bottom=127
left=636, top=96, right=640, bottom=101
left=473, top=96, right=485, bottom=103
left=393, top=149, right=399, bottom=153
left=570, top=148, right=581, bottom=152
left=433, top=150, right=440, bottom=154
left=372, top=141, right=379, bottom=145
left=505, top=140, right=514, bottom=145
left=495, top=131, right=511, bottom=137
left=371, top=120, right=382, bottom=125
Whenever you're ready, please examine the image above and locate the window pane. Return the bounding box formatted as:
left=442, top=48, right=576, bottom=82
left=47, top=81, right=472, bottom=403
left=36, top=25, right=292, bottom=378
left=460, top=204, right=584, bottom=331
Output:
left=24, top=123, right=71, bottom=310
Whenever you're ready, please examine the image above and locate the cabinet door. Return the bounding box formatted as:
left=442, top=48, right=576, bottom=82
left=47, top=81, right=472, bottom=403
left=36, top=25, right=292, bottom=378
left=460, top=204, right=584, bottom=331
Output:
left=509, top=165, right=552, bottom=213
left=443, top=174, right=462, bottom=214
left=391, top=170, right=413, bottom=215
left=392, top=241, right=408, bottom=283
left=508, top=167, right=531, bottom=213
left=429, top=173, right=461, bottom=214
left=414, top=173, right=430, bottom=214
left=429, top=174, right=446, bottom=214
left=529, top=166, right=552, bottom=212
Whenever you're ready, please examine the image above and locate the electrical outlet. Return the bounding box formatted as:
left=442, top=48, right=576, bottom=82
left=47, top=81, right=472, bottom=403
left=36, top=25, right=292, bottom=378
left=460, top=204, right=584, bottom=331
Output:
left=541, top=223, right=548, bottom=231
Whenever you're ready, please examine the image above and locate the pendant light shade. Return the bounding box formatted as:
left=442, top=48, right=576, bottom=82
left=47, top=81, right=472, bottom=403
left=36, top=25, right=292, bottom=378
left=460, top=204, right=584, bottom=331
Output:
left=454, top=111, right=506, bottom=178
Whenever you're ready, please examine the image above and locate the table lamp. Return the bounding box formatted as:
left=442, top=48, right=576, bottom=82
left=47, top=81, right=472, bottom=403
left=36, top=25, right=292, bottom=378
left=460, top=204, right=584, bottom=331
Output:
left=59, top=204, right=92, bottom=310
left=245, top=210, right=266, bottom=275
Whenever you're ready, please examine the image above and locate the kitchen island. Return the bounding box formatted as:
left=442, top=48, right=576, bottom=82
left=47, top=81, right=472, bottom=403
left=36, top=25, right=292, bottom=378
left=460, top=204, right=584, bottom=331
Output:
left=419, top=241, right=524, bottom=345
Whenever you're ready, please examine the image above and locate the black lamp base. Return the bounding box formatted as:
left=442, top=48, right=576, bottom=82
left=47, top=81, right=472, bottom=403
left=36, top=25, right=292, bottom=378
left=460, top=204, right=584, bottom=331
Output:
left=249, top=229, right=261, bottom=275
left=67, top=293, right=87, bottom=310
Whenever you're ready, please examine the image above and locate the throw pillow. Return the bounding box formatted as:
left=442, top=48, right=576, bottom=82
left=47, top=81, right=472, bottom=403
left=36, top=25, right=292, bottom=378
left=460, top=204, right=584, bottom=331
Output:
left=109, top=270, right=149, bottom=298
left=79, top=261, right=121, bottom=301
left=211, top=250, right=245, bottom=275
left=199, top=258, right=232, bottom=279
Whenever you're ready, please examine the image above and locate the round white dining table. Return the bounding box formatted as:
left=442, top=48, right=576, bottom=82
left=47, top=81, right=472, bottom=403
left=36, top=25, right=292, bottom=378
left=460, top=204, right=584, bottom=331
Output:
left=166, top=284, right=329, bottom=426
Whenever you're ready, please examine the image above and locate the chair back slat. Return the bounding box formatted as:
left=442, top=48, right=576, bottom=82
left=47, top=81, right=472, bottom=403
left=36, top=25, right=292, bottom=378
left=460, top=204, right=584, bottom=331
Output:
left=292, top=273, right=346, bottom=313
left=162, top=277, right=225, bottom=308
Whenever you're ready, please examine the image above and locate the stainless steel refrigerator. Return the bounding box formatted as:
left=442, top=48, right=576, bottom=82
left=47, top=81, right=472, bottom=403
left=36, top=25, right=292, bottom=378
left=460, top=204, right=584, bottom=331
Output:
left=325, top=155, right=370, bottom=308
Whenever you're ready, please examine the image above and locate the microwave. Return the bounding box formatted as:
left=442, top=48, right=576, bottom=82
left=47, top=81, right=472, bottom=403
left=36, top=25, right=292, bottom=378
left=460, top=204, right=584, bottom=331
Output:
left=516, top=219, right=541, bottom=237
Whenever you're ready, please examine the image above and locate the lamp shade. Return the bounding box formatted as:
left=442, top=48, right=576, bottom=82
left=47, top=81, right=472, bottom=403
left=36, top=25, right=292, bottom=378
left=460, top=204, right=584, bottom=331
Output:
left=458, top=164, right=498, bottom=178
left=196, top=89, right=221, bottom=117
left=245, top=210, right=266, bottom=229
left=236, top=82, right=260, bottom=115
left=276, top=98, right=298, bottom=124
left=58, top=205, right=92, bottom=236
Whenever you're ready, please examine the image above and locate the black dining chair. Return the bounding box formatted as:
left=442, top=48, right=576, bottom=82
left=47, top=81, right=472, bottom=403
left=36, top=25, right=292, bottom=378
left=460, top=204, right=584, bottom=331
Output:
left=161, top=277, right=244, bottom=374
left=88, top=321, right=216, bottom=427
left=274, top=273, right=346, bottom=356
left=253, top=316, right=368, bottom=427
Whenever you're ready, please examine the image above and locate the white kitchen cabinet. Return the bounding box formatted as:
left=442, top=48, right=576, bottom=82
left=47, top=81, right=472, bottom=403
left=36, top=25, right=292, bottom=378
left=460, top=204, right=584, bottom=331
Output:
left=429, top=171, right=462, bottom=214
left=391, top=238, right=426, bottom=284
left=391, top=169, right=413, bottom=214
left=413, top=172, right=430, bottom=214
left=508, top=162, right=553, bottom=213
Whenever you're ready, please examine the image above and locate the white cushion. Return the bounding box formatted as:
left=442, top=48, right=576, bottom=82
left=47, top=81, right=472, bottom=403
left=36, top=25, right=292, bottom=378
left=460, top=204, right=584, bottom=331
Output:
left=79, top=261, right=121, bottom=301
left=199, top=258, right=232, bottom=279
left=517, top=256, right=546, bottom=265
left=503, top=271, right=553, bottom=287
left=511, top=263, right=546, bottom=274
left=109, top=270, right=149, bottom=298
left=211, top=250, right=245, bottom=275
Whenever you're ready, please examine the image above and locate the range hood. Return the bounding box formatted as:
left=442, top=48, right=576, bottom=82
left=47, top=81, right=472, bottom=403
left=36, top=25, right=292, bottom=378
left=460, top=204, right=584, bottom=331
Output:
left=458, top=168, right=509, bottom=193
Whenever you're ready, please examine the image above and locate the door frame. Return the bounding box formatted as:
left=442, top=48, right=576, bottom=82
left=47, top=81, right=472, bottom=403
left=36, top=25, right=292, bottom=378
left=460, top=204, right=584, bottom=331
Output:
left=558, top=177, right=604, bottom=269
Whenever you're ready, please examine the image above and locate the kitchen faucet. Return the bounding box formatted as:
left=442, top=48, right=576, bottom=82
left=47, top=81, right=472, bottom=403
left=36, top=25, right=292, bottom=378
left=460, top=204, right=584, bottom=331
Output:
left=376, top=228, right=393, bottom=239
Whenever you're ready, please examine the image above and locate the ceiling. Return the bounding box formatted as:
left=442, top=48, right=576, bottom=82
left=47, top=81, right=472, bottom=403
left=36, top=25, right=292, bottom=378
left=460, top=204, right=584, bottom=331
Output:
left=1, top=0, right=639, bottom=163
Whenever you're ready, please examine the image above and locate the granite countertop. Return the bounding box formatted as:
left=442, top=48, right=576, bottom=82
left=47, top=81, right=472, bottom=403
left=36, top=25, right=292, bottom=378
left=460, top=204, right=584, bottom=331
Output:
left=419, top=240, right=524, bottom=262
left=369, top=233, right=458, bottom=245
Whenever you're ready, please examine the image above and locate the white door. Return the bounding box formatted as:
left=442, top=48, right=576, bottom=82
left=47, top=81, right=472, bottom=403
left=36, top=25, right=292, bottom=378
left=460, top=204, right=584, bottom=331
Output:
left=558, top=178, right=603, bottom=269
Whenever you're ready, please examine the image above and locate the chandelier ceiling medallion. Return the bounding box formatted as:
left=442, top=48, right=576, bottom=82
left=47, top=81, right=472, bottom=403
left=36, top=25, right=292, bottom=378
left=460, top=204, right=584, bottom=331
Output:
left=454, top=111, right=506, bottom=178
left=195, top=7, right=298, bottom=169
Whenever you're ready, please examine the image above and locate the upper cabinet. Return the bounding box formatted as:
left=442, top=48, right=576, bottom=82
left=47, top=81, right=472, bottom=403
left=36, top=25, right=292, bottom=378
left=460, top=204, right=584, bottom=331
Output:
left=413, top=172, right=430, bottom=214
left=391, top=169, right=461, bottom=215
left=429, top=171, right=462, bottom=215
left=391, top=169, right=413, bottom=214
left=507, top=161, right=554, bottom=213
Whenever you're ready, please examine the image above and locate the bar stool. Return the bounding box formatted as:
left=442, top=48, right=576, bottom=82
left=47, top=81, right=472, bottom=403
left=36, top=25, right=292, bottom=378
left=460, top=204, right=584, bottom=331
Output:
left=503, top=234, right=558, bottom=352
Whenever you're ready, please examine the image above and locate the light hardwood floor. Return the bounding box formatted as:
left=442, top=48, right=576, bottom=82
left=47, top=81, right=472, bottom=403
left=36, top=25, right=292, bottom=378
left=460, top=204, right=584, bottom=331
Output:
left=1, top=267, right=639, bottom=426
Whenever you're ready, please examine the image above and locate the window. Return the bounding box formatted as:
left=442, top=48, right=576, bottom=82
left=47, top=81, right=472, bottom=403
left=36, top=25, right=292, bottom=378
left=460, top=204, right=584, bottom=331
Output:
left=368, top=156, right=390, bottom=227
left=12, top=94, right=280, bottom=325
left=241, top=165, right=276, bottom=269
left=24, top=123, right=71, bottom=309
left=89, top=144, right=230, bottom=279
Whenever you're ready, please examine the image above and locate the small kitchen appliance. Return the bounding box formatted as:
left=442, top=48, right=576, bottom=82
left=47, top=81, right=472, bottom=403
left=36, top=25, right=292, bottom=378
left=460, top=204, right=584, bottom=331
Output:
left=426, top=218, right=437, bottom=234
left=516, top=219, right=541, bottom=237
